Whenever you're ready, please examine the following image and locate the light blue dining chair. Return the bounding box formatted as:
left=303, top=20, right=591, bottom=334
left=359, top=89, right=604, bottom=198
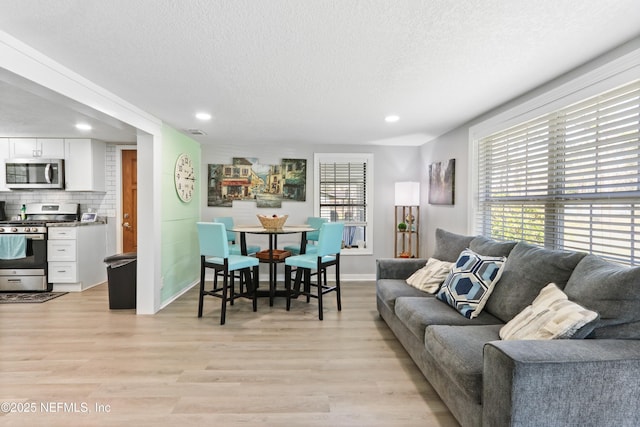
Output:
left=283, top=216, right=328, bottom=255
left=284, top=222, right=344, bottom=320
left=196, top=222, right=260, bottom=325
left=213, top=217, right=261, bottom=255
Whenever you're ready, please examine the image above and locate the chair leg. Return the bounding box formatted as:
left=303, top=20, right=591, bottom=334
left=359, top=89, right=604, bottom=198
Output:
left=198, top=262, right=205, bottom=318
left=317, top=267, right=324, bottom=320
left=305, top=269, right=311, bottom=303
left=229, top=272, right=235, bottom=306
left=335, top=262, right=342, bottom=312
left=292, top=268, right=302, bottom=295
left=252, top=265, right=258, bottom=312
left=220, top=270, right=229, bottom=325
left=285, top=264, right=292, bottom=311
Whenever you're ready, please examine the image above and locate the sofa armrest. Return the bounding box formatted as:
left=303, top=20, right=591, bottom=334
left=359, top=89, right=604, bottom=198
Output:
left=483, top=339, right=640, bottom=427
left=376, top=258, right=427, bottom=280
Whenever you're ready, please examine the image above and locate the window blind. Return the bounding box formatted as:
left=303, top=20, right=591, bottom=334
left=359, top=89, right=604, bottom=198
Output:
left=476, top=79, right=640, bottom=265
left=318, top=161, right=367, bottom=224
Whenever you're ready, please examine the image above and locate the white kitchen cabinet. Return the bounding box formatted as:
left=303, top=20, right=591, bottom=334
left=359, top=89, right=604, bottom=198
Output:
left=48, top=224, right=107, bottom=292
left=0, top=138, right=9, bottom=191
left=9, top=138, right=65, bottom=158
left=64, top=139, right=106, bottom=191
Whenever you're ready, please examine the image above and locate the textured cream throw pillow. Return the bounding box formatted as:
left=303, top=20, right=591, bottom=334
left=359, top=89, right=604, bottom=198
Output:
left=500, top=283, right=598, bottom=340
left=406, top=258, right=454, bottom=293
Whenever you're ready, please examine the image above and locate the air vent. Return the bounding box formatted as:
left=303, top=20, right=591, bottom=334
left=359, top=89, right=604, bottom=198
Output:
left=185, top=129, right=207, bottom=135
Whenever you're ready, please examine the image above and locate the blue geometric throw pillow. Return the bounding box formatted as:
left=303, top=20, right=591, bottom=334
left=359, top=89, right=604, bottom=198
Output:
left=436, top=249, right=506, bottom=319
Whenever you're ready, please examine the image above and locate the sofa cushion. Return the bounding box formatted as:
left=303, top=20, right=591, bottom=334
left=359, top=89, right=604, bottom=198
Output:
left=394, top=296, right=503, bottom=342
left=424, top=324, right=503, bottom=404
left=406, top=258, right=453, bottom=293
left=564, top=255, right=640, bottom=339
left=376, top=279, right=432, bottom=312
left=432, top=228, right=476, bottom=262
left=485, top=241, right=587, bottom=323
left=436, top=249, right=506, bottom=319
left=499, top=283, right=598, bottom=340
left=469, top=236, right=517, bottom=258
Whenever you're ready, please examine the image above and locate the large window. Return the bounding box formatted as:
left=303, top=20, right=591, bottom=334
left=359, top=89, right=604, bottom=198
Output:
left=474, top=80, right=640, bottom=265
left=314, top=153, right=373, bottom=254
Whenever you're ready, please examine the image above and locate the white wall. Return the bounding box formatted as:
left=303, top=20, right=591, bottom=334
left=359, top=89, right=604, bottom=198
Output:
left=419, top=126, right=471, bottom=257
left=201, top=142, right=424, bottom=279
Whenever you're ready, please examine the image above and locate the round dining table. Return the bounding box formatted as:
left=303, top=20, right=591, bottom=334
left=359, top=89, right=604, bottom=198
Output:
left=231, top=225, right=316, bottom=305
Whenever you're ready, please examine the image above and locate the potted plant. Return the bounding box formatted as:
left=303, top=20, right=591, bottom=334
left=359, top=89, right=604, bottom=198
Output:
left=397, top=222, right=407, bottom=231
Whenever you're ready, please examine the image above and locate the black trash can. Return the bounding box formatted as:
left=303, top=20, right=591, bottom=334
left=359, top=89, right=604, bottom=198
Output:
left=104, top=253, right=137, bottom=309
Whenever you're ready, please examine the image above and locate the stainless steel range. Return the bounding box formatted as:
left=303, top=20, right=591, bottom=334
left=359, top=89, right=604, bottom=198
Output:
left=0, top=203, right=79, bottom=291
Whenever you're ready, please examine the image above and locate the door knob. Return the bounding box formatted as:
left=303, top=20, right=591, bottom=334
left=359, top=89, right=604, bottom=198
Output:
left=122, top=222, right=131, bottom=229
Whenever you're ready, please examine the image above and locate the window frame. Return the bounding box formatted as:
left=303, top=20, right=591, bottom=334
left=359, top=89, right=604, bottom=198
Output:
left=314, top=152, right=374, bottom=255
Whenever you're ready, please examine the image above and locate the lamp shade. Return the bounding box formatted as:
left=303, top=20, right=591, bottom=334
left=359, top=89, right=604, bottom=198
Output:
left=395, top=182, right=420, bottom=206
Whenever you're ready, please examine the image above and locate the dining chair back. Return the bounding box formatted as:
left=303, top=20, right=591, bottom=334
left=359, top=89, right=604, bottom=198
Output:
left=196, top=222, right=260, bottom=325
left=306, top=216, right=328, bottom=242
left=283, top=216, right=328, bottom=255
left=315, top=221, right=344, bottom=256
left=213, top=216, right=261, bottom=255
left=284, top=222, right=344, bottom=320
left=213, top=216, right=236, bottom=243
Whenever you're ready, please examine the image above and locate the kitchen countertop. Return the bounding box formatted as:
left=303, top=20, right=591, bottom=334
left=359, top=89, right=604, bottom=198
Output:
left=48, top=218, right=107, bottom=227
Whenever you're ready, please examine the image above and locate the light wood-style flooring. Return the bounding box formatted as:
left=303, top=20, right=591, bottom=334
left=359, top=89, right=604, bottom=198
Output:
left=0, top=281, right=458, bottom=426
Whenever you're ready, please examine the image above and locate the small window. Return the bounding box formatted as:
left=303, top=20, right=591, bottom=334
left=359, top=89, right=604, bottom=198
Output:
left=314, top=153, right=374, bottom=254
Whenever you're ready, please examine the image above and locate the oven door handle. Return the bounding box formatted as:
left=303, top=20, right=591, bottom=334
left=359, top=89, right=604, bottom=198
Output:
left=26, top=234, right=45, bottom=240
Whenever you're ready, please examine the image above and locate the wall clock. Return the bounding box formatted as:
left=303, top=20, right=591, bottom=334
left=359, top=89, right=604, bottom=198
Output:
left=174, top=153, right=195, bottom=202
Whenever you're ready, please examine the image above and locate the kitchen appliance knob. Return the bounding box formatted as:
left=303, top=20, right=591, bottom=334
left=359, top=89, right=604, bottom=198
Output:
left=11, top=227, right=18, bottom=232
left=0, top=228, right=4, bottom=232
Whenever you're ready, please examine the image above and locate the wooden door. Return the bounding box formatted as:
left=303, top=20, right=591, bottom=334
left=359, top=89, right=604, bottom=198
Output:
left=122, top=149, right=137, bottom=253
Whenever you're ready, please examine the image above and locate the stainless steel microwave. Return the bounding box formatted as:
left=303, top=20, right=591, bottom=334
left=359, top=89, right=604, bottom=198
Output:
left=5, top=158, right=65, bottom=189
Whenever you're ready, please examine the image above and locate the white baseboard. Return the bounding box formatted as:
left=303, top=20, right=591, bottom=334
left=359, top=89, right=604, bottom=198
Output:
left=53, top=280, right=106, bottom=292
left=159, top=279, right=198, bottom=310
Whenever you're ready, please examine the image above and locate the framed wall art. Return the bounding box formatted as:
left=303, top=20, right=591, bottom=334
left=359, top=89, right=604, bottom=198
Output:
left=428, top=159, right=455, bottom=205
left=207, top=157, right=306, bottom=208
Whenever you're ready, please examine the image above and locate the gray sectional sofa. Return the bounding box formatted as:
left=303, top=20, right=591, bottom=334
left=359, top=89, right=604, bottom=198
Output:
left=376, top=229, right=640, bottom=427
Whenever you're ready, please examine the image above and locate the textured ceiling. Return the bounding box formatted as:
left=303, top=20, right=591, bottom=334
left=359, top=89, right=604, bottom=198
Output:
left=0, top=0, right=639, bottom=146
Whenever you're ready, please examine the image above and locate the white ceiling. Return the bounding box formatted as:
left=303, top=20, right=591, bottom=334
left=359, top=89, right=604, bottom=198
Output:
left=0, top=0, right=639, bottom=146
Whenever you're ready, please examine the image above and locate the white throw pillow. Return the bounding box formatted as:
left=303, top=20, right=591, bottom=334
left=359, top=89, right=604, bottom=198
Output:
left=500, top=283, right=598, bottom=340
left=406, top=258, right=454, bottom=293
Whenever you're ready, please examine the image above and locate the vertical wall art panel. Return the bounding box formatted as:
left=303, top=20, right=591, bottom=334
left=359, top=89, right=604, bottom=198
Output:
left=429, top=159, right=455, bottom=205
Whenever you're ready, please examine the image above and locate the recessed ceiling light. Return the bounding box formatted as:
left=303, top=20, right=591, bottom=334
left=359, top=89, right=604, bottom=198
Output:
left=75, top=123, right=92, bottom=131
left=385, top=115, right=400, bottom=123
left=195, top=112, right=212, bottom=121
